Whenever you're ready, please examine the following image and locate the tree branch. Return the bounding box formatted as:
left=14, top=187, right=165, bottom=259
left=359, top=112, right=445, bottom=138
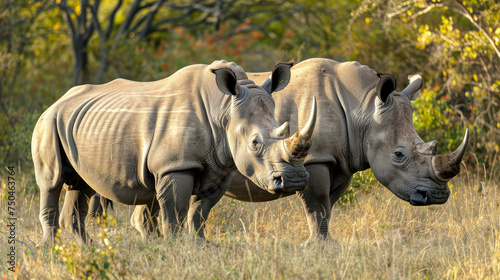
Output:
left=388, top=1, right=500, bottom=62
left=151, top=8, right=196, bottom=29
left=57, top=0, right=76, bottom=38
left=105, top=0, right=123, bottom=39
left=116, top=0, right=142, bottom=38
left=82, top=0, right=95, bottom=44
left=88, top=0, right=102, bottom=35
left=218, top=5, right=303, bottom=41
left=450, top=0, right=500, bottom=62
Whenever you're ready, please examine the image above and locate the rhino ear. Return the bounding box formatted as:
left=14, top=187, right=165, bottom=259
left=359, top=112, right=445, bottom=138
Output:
left=376, top=73, right=397, bottom=104
left=213, top=68, right=241, bottom=96
left=262, top=61, right=294, bottom=94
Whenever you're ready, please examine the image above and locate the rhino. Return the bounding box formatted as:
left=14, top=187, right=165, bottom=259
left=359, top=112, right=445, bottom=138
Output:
left=124, top=58, right=468, bottom=243
left=32, top=60, right=318, bottom=245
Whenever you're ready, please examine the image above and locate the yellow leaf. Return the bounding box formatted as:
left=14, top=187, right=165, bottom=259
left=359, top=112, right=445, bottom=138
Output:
left=34, top=49, right=40, bottom=56
left=75, top=5, right=81, bottom=16
left=365, top=17, right=371, bottom=24
left=53, top=23, right=60, bottom=31
left=452, top=79, right=456, bottom=86
left=495, top=28, right=500, bottom=35
left=473, top=74, right=478, bottom=82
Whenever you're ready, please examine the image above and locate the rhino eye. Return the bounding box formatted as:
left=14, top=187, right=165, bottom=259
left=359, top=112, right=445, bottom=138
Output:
left=249, top=135, right=263, bottom=152
left=392, top=148, right=408, bottom=166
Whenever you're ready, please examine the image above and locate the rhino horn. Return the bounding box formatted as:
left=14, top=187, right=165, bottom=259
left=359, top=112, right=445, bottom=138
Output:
left=270, top=122, right=290, bottom=139
left=417, top=140, right=437, bottom=155
left=401, top=74, right=423, bottom=101
left=432, top=129, right=469, bottom=181
left=284, top=96, right=317, bottom=159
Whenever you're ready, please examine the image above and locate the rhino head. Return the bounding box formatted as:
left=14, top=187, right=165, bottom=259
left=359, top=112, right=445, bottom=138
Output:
left=365, top=73, right=468, bottom=206
left=212, top=61, right=317, bottom=194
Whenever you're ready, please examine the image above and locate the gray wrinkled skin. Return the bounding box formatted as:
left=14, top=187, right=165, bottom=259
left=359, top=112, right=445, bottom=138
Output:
left=32, top=60, right=316, bottom=245
left=105, top=58, right=468, bottom=243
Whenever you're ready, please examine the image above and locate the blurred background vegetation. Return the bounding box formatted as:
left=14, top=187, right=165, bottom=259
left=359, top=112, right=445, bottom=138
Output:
left=1, top=0, right=499, bottom=194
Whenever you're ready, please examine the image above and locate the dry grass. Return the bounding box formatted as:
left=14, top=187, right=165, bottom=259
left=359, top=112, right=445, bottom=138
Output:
left=1, top=165, right=499, bottom=279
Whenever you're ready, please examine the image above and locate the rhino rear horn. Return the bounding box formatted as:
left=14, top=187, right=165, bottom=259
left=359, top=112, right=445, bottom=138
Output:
left=270, top=122, right=290, bottom=139
left=432, top=129, right=469, bottom=181
left=284, top=96, right=317, bottom=159
left=417, top=140, right=437, bottom=155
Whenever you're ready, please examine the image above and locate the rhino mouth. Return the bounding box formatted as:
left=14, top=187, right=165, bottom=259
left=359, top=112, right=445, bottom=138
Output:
left=409, top=186, right=449, bottom=206
left=267, top=172, right=309, bottom=194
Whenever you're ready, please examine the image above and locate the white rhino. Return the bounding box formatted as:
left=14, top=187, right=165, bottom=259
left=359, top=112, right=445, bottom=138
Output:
left=32, top=60, right=318, bottom=244
left=125, top=58, right=468, bottom=242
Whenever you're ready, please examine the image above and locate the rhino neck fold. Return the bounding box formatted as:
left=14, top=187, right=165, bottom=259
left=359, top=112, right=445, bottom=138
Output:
left=201, top=90, right=235, bottom=170
left=333, top=82, right=372, bottom=174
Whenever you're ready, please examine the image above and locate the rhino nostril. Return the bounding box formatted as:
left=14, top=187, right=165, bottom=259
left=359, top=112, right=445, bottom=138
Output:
left=410, top=189, right=428, bottom=205
left=271, top=177, right=283, bottom=191
left=418, top=190, right=428, bottom=204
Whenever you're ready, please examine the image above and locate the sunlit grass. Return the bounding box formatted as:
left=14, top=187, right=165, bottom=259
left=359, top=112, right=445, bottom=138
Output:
left=1, top=161, right=499, bottom=279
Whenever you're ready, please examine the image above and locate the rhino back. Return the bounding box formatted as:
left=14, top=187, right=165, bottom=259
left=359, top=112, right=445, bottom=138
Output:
left=40, top=65, right=216, bottom=203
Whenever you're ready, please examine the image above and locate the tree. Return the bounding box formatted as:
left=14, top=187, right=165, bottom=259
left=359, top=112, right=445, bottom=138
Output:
left=351, top=0, right=500, bottom=164
left=55, top=0, right=302, bottom=85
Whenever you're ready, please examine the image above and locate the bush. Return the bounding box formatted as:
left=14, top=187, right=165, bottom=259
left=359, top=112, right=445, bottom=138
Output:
left=412, top=88, right=467, bottom=155
left=339, top=169, right=378, bottom=205
left=0, top=110, right=42, bottom=171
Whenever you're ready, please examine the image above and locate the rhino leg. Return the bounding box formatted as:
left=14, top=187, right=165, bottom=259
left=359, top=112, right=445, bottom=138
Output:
left=33, top=117, right=66, bottom=245
left=87, top=194, right=102, bottom=219
left=59, top=179, right=95, bottom=244
left=187, top=173, right=233, bottom=239
left=87, top=194, right=114, bottom=219
left=130, top=201, right=161, bottom=241
left=38, top=181, right=64, bottom=245
left=156, top=171, right=194, bottom=238
left=297, top=164, right=333, bottom=244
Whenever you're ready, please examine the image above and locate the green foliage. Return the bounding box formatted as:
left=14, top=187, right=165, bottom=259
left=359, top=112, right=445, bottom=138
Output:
left=0, top=110, right=41, bottom=168
left=107, top=23, right=266, bottom=82
left=53, top=216, right=129, bottom=279
left=412, top=89, right=467, bottom=155
left=339, top=169, right=378, bottom=205
left=352, top=0, right=500, bottom=167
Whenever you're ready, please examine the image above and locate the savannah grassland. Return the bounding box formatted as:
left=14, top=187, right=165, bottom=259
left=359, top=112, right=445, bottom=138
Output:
left=1, top=161, right=499, bottom=280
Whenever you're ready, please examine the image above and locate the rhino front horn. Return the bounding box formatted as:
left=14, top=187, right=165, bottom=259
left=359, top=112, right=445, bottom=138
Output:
left=284, top=96, right=317, bottom=159
left=432, top=128, right=469, bottom=181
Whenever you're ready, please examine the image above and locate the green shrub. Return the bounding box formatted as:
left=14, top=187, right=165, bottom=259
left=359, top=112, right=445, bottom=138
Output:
left=412, top=88, right=467, bottom=156
left=338, top=169, right=378, bottom=205
left=0, top=110, right=42, bottom=171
